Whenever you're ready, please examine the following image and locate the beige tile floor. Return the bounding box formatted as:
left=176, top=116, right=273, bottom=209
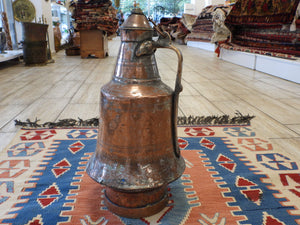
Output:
left=0, top=37, right=300, bottom=161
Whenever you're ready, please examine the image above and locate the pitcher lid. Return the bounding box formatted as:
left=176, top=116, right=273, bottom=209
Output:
left=120, top=7, right=152, bottom=30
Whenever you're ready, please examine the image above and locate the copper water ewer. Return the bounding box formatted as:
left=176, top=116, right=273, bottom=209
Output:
left=86, top=7, right=185, bottom=218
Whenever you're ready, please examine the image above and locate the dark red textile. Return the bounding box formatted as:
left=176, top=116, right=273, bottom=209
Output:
left=226, top=0, right=300, bottom=26
left=224, top=0, right=300, bottom=57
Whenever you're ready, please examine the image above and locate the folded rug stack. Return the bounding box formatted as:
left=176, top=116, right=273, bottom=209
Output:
left=187, top=5, right=231, bottom=43
left=223, top=0, right=300, bottom=59
left=69, top=0, right=118, bottom=36
left=158, top=17, right=191, bottom=44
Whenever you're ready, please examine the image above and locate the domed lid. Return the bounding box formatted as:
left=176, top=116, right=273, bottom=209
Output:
left=120, top=7, right=152, bottom=30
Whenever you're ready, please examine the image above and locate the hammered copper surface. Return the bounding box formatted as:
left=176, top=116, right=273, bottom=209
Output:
left=86, top=7, right=185, bottom=218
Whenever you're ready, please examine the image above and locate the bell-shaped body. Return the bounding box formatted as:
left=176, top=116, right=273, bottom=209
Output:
left=86, top=7, right=185, bottom=218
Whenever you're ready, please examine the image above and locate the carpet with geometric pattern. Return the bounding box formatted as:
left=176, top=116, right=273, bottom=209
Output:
left=1, top=126, right=300, bottom=224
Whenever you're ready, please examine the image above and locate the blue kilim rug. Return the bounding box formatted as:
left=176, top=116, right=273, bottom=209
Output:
left=0, top=126, right=300, bottom=224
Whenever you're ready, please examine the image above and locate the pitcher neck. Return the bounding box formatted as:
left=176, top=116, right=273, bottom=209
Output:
left=113, top=30, right=160, bottom=83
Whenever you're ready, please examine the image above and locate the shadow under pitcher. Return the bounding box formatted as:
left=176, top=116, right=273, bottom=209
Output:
left=86, top=6, right=185, bottom=218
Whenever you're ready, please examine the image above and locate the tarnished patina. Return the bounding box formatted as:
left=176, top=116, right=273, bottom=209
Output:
left=86, top=7, right=185, bottom=218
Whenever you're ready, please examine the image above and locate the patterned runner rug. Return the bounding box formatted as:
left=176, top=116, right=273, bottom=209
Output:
left=1, top=126, right=300, bottom=225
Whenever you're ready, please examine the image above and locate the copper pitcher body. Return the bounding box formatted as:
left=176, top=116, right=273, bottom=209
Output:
left=86, top=7, right=185, bottom=218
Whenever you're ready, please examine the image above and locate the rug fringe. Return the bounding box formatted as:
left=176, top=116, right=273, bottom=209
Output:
left=177, top=111, right=255, bottom=126
left=14, top=111, right=255, bottom=128
left=14, top=118, right=99, bottom=128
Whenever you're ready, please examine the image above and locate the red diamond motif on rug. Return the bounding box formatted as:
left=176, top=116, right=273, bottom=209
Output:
left=37, top=197, right=57, bottom=208
left=52, top=168, right=69, bottom=178
left=54, top=159, right=71, bottom=167
left=237, top=177, right=256, bottom=187
left=52, top=158, right=71, bottom=178
left=37, top=183, right=61, bottom=209
left=242, top=189, right=262, bottom=205
left=40, top=185, right=60, bottom=196
left=200, top=138, right=215, bottom=150
left=263, top=212, right=285, bottom=225
left=68, top=141, right=84, bottom=154
left=217, top=154, right=236, bottom=172
left=220, top=163, right=236, bottom=172
left=217, top=154, right=232, bottom=162
left=178, top=138, right=188, bottom=149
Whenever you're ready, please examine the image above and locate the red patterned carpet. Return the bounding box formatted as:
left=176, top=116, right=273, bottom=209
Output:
left=0, top=126, right=300, bottom=224
left=223, top=0, right=300, bottom=58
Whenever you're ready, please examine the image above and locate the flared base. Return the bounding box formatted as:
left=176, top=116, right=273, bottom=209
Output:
left=104, top=186, right=168, bottom=218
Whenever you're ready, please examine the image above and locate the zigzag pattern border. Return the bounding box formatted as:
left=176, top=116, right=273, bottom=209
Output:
left=0, top=141, right=58, bottom=223
left=181, top=174, right=201, bottom=206
left=58, top=152, right=92, bottom=224
left=197, top=151, right=248, bottom=224
left=221, top=136, right=300, bottom=224
left=171, top=174, right=201, bottom=225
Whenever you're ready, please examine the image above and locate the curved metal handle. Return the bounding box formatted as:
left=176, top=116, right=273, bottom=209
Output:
left=148, top=18, right=183, bottom=95
left=149, top=18, right=183, bottom=157
left=164, top=44, right=183, bottom=158
left=167, top=44, right=183, bottom=95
